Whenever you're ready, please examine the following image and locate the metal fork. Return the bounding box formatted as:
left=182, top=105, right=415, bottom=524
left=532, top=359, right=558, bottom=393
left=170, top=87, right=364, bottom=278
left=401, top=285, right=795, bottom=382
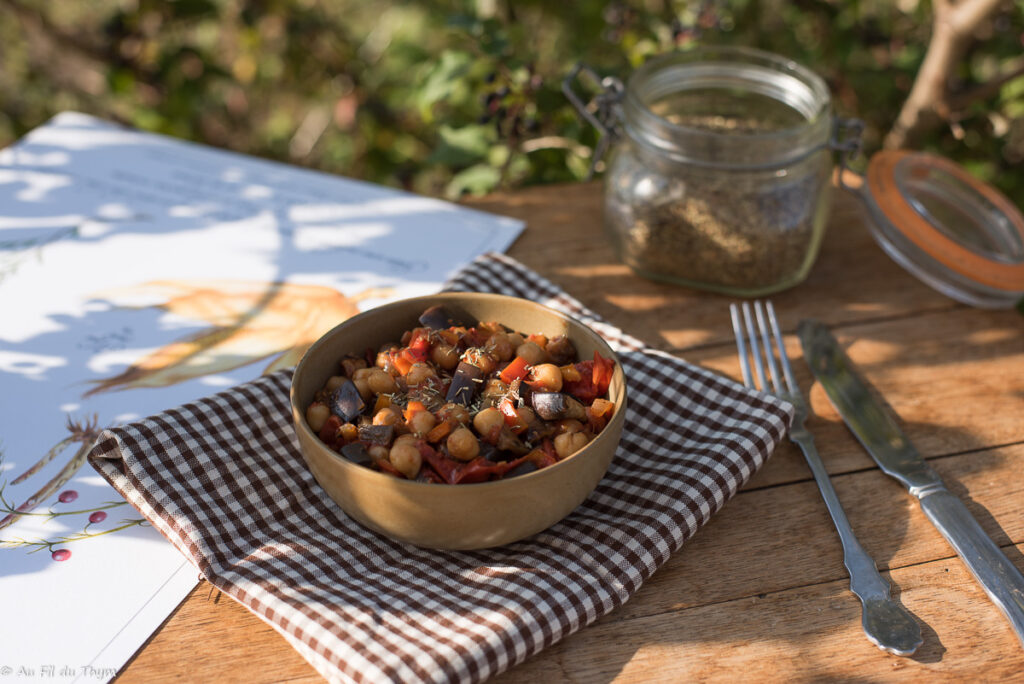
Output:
left=731, top=301, right=923, bottom=657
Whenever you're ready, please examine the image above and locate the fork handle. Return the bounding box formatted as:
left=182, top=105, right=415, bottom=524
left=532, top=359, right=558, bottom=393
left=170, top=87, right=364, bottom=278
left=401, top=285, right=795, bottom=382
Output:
left=791, top=429, right=923, bottom=656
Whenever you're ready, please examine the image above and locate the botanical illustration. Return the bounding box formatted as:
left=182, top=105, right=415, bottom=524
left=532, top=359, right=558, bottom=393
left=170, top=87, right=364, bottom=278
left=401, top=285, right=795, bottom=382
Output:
left=2, top=279, right=385, bottom=560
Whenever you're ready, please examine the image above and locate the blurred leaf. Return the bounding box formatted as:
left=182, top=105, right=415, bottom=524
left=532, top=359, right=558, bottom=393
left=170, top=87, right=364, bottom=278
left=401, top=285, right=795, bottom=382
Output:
left=445, top=163, right=500, bottom=197
left=417, top=50, right=473, bottom=119
left=427, top=124, right=492, bottom=166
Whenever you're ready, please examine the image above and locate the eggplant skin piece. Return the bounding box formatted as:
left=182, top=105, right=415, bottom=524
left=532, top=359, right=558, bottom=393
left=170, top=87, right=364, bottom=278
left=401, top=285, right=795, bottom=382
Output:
left=546, top=335, right=578, bottom=366
left=418, top=305, right=463, bottom=330
left=505, top=461, right=538, bottom=478
left=340, top=442, right=374, bottom=466
left=330, top=380, right=365, bottom=423
left=529, top=392, right=586, bottom=421
left=357, top=424, right=394, bottom=445
left=445, top=361, right=484, bottom=406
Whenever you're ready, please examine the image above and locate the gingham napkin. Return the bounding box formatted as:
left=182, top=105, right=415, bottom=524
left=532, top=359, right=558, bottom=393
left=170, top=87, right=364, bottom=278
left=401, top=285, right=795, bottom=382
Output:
left=88, top=252, right=793, bottom=684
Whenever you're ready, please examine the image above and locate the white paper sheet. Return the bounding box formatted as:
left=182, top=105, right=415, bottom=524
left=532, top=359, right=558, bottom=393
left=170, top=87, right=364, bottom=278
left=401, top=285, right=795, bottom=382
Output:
left=0, top=112, right=523, bottom=682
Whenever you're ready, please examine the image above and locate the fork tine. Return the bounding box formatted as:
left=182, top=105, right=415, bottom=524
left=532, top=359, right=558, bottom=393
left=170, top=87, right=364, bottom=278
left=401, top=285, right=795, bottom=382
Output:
left=766, top=301, right=799, bottom=394
left=754, top=301, right=783, bottom=394
left=741, top=302, right=769, bottom=390
left=729, top=304, right=754, bottom=388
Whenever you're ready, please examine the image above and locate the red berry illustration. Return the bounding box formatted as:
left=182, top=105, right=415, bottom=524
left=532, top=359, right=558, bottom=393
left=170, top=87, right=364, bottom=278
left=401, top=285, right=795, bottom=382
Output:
left=88, top=511, right=107, bottom=524
left=51, top=549, right=72, bottom=561
left=58, top=490, right=78, bottom=504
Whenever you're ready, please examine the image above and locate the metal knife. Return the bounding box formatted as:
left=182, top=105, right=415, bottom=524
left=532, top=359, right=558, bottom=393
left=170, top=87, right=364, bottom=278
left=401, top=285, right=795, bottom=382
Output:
left=798, top=319, right=1024, bottom=649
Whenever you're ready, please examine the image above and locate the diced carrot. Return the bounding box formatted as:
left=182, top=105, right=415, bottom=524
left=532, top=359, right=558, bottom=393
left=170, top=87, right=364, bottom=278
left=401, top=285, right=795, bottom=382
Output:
left=392, top=352, right=413, bottom=376
left=426, top=419, right=454, bottom=443
left=527, top=333, right=548, bottom=348
left=373, top=394, right=392, bottom=414
left=403, top=400, right=427, bottom=421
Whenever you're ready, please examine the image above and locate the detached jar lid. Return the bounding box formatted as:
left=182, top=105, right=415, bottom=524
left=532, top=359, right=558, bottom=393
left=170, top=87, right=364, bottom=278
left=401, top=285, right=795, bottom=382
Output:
left=862, top=149, right=1024, bottom=308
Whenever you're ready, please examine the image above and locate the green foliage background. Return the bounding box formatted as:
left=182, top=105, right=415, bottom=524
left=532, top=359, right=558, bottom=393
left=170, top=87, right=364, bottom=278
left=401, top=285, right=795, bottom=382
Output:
left=0, top=0, right=1021, bottom=202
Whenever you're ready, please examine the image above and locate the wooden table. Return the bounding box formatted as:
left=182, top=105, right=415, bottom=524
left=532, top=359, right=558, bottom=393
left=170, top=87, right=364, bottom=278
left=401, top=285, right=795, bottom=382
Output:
left=118, top=181, right=1024, bottom=681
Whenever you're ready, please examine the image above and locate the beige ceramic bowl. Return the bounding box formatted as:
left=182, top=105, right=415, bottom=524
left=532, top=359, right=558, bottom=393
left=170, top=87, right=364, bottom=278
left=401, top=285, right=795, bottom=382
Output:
left=290, top=292, right=627, bottom=550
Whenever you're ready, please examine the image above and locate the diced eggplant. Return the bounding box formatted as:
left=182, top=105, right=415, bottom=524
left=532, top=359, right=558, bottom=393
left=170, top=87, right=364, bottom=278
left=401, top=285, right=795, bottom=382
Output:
left=330, top=380, right=365, bottom=423
left=546, top=335, right=577, bottom=366
left=357, top=424, right=394, bottom=446
left=530, top=392, right=586, bottom=421
left=340, top=442, right=374, bottom=467
left=445, top=361, right=484, bottom=406
left=496, top=428, right=530, bottom=456
left=505, top=461, right=538, bottom=478
left=479, top=443, right=508, bottom=463
left=340, top=355, right=368, bottom=378
left=418, top=305, right=461, bottom=330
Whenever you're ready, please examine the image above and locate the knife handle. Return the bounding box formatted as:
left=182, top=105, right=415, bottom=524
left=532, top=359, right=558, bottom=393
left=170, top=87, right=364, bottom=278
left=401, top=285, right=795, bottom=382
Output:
left=918, top=487, right=1024, bottom=648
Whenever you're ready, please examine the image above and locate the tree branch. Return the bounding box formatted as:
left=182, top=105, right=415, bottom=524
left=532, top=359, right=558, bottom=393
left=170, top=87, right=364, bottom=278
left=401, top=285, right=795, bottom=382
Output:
left=883, top=0, right=1007, bottom=149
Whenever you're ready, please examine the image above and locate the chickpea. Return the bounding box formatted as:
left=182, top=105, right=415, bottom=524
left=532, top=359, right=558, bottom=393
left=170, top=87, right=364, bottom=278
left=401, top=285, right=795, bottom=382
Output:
left=367, top=444, right=390, bottom=463
left=367, top=368, right=398, bottom=395
left=305, top=402, right=330, bottom=432
left=373, top=406, right=402, bottom=426
left=353, top=377, right=372, bottom=402
left=447, top=427, right=480, bottom=462
left=473, top=407, right=505, bottom=440
left=555, top=419, right=585, bottom=435
left=406, top=362, right=436, bottom=386
left=393, top=432, right=418, bottom=447
left=465, top=349, right=497, bottom=375
left=437, top=403, right=470, bottom=425
left=431, top=343, right=460, bottom=371
left=515, top=406, right=536, bottom=425
left=528, top=363, right=563, bottom=392
left=389, top=442, right=423, bottom=479
left=480, top=378, right=509, bottom=406
left=485, top=333, right=514, bottom=361
left=516, top=341, right=547, bottom=366
left=554, top=431, right=590, bottom=459
left=338, top=423, right=359, bottom=443
left=408, top=410, right=437, bottom=436
left=325, top=375, right=346, bottom=392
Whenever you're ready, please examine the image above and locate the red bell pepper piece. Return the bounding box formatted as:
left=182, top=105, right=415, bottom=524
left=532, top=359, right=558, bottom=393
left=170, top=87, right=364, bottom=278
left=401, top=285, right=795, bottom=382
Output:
left=563, top=361, right=597, bottom=403
left=318, top=415, right=342, bottom=447
left=499, top=356, right=531, bottom=385
left=416, top=441, right=460, bottom=484
left=498, top=395, right=528, bottom=434
left=592, top=351, right=614, bottom=397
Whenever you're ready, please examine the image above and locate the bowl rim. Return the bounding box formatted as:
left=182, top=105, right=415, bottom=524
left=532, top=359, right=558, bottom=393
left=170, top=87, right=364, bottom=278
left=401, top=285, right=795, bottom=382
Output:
left=289, top=291, right=628, bottom=490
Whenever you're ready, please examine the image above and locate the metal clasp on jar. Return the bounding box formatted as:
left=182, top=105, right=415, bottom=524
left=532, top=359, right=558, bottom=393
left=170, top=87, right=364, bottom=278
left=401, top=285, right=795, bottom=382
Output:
left=562, top=63, right=625, bottom=179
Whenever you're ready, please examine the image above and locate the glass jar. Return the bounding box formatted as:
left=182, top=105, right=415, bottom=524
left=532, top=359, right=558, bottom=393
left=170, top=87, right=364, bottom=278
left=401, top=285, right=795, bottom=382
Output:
left=575, top=47, right=853, bottom=296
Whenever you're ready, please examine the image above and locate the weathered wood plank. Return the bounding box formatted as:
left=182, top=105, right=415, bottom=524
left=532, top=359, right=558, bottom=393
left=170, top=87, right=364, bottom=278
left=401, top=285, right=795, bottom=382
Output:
left=492, top=545, right=1024, bottom=683
left=614, top=443, right=1024, bottom=620
left=118, top=587, right=319, bottom=684
left=686, top=306, right=1024, bottom=489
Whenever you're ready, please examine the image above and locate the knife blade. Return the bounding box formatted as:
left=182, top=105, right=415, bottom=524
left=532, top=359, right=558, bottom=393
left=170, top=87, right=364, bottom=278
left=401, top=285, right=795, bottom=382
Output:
left=798, top=318, right=1024, bottom=649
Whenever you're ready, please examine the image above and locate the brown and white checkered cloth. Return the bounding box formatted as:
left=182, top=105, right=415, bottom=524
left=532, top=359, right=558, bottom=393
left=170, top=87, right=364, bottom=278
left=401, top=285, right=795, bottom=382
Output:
left=88, top=252, right=793, bottom=684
